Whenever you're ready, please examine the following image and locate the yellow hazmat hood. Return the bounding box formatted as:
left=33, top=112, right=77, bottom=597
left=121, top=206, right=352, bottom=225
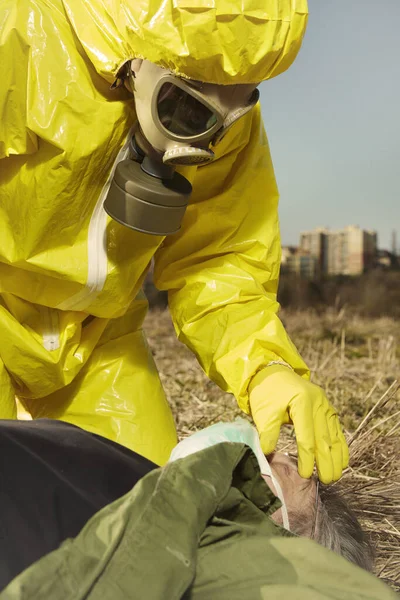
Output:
left=62, top=0, right=308, bottom=85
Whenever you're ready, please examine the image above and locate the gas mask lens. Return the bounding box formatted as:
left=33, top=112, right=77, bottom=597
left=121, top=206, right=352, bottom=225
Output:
left=157, top=82, right=219, bottom=137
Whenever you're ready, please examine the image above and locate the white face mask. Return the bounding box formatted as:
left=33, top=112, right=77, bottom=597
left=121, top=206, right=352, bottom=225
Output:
left=169, top=418, right=290, bottom=530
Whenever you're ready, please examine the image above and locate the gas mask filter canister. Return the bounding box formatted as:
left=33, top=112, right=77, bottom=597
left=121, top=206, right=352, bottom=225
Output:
left=104, top=60, right=259, bottom=236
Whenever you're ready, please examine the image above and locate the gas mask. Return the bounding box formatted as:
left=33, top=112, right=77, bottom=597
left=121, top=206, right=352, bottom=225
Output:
left=168, top=419, right=290, bottom=530
left=104, top=60, right=259, bottom=236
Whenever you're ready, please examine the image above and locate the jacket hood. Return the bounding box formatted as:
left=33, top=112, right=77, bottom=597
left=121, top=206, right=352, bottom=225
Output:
left=62, top=0, right=308, bottom=85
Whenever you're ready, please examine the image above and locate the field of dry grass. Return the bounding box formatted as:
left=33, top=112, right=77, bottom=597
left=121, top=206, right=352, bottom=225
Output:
left=144, top=307, right=400, bottom=591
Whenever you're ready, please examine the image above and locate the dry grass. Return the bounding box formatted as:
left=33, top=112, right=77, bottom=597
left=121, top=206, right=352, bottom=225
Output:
left=144, top=306, right=400, bottom=591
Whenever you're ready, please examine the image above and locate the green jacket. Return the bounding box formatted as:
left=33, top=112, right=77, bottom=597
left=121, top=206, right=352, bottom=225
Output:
left=1, top=443, right=396, bottom=599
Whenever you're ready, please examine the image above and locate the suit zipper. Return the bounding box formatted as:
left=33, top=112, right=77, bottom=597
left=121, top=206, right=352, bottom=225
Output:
left=56, top=132, right=132, bottom=312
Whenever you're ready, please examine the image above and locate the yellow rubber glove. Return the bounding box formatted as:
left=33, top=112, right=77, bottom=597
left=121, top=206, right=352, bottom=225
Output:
left=249, top=364, right=349, bottom=484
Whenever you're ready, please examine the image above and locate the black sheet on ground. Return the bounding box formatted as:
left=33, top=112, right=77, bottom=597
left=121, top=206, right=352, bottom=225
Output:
left=0, top=419, right=157, bottom=590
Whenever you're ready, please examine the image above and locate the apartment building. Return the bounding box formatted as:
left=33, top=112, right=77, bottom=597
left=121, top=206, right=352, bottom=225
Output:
left=298, top=226, right=377, bottom=276
left=299, top=227, right=329, bottom=275
left=281, top=246, right=318, bottom=279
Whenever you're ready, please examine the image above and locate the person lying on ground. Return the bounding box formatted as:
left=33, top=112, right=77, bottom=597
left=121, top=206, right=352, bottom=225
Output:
left=169, top=419, right=374, bottom=571
left=0, top=419, right=395, bottom=599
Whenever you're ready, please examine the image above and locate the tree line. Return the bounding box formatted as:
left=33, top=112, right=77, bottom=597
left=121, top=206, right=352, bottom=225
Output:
left=145, top=270, right=400, bottom=318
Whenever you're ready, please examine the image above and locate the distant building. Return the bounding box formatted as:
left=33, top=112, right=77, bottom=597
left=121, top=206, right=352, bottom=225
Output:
left=298, top=225, right=377, bottom=277
left=299, top=228, right=329, bottom=276
left=281, top=246, right=318, bottom=279
left=326, top=226, right=377, bottom=275
left=376, top=249, right=400, bottom=270
left=281, top=246, right=297, bottom=265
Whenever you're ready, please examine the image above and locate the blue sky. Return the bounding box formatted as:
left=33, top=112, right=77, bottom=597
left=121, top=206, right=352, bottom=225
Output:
left=259, top=0, right=400, bottom=251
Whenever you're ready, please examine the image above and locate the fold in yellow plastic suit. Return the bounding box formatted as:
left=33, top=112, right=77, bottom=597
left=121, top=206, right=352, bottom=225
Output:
left=62, top=0, right=308, bottom=85
left=0, top=0, right=309, bottom=466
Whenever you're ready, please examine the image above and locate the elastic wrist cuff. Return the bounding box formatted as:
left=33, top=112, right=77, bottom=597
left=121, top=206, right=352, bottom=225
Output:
left=266, top=360, right=294, bottom=371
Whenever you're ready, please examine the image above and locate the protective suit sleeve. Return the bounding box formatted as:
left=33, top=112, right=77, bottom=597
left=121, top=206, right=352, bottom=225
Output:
left=153, top=103, right=309, bottom=414
left=0, top=2, right=38, bottom=158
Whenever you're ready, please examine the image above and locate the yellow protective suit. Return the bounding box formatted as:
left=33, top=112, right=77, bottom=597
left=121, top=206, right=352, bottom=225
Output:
left=0, top=0, right=309, bottom=466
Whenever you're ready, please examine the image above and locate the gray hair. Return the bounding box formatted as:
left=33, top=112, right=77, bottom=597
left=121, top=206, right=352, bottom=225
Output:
left=290, top=481, right=374, bottom=572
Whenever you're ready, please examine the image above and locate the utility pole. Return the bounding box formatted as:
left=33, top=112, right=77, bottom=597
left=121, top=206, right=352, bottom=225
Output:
left=391, top=230, right=397, bottom=256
